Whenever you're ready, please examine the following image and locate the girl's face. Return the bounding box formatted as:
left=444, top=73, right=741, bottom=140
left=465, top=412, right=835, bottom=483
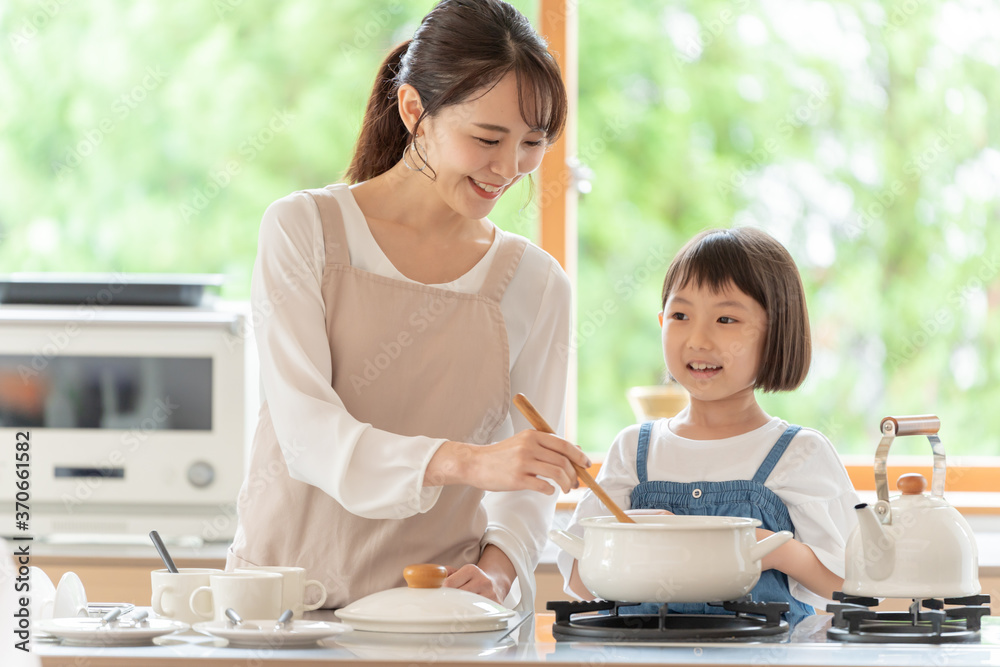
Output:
left=660, top=280, right=768, bottom=404
left=418, top=72, right=548, bottom=220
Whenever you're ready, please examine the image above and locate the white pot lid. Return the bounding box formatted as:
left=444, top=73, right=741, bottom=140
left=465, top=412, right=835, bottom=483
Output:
left=335, top=564, right=516, bottom=633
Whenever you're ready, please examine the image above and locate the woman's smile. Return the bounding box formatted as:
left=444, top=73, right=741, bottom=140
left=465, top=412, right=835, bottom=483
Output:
left=469, top=177, right=506, bottom=199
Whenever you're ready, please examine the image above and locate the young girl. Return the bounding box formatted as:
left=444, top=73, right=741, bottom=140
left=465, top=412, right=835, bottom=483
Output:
left=557, top=227, right=859, bottom=624
left=229, top=0, right=588, bottom=614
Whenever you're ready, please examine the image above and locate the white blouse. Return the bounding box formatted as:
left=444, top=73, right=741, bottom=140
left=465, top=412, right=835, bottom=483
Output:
left=557, top=417, right=860, bottom=609
left=251, top=185, right=572, bottom=607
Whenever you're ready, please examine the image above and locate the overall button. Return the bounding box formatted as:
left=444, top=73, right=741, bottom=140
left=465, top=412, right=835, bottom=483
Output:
left=692, top=488, right=702, bottom=499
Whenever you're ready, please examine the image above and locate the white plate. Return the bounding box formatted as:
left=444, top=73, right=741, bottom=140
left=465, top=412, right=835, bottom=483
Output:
left=36, top=617, right=189, bottom=646
left=193, top=619, right=351, bottom=649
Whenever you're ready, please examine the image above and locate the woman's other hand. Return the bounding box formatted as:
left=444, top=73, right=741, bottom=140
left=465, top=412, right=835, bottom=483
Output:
left=443, top=545, right=515, bottom=603
left=425, top=431, right=591, bottom=494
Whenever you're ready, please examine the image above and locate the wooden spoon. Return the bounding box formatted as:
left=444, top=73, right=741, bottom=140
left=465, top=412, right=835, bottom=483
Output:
left=512, top=393, right=635, bottom=524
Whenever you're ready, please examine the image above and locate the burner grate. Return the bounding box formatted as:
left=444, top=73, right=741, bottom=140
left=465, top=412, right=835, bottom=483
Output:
left=547, top=598, right=790, bottom=642
left=826, top=592, right=991, bottom=644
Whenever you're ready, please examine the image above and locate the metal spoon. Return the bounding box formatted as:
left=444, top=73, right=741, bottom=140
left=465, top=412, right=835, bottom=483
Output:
left=130, top=610, right=150, bottom=627
left=274, top=609, right=294, bottom=631
left=513, top=394, right=635, bottom=523
left=225, top=608, right=244, bottom=628
left=225, top=607, right=261, bottom=631
left=148, top=531, right=178, bottom=573
left=99, top=608, right=123, bottom=628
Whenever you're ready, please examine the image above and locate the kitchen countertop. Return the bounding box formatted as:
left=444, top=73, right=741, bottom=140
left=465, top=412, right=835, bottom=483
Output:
left=32, top=612, right=1000, bottom=667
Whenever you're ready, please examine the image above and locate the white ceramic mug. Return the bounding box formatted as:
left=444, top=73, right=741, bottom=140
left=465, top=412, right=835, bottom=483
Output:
left=235, top=566, right=328, bottom=617
left=189, top=571, right=282, bottom=622
left=151, top=568, right=223, bottom=624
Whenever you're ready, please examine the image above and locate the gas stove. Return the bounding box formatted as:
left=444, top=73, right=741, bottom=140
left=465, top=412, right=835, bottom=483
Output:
left=826, top=592, right=991, bottom=644
left=547, top=594, right=995, bottom=646
left=547, top=598, right=791, bottom=642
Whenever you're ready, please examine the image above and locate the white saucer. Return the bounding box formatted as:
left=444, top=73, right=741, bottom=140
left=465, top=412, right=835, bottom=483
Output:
left=193, top=619, right=351, bottom=649
left=36, top=617, right=189, bottom=646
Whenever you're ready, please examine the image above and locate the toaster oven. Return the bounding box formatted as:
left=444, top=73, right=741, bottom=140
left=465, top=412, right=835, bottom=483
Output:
left=0, top=301, right=257, bottom=544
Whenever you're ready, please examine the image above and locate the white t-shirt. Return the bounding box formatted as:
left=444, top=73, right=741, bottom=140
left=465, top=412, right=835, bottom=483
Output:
left=557, top=417, right=860, bottom=609
left=251, top=185, right=571, bottom=607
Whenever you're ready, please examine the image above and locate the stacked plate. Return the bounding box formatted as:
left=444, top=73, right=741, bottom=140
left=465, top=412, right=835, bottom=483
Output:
left=193, top=620, right=351, bottom=649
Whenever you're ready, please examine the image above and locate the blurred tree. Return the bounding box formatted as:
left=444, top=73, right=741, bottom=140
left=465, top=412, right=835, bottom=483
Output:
left=573, top=0, right=1000, bottom=457
left=1, top=0, right=997, bottom=456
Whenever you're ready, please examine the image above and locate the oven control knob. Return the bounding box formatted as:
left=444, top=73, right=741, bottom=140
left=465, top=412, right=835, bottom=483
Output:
left=187, top=461, right=215, bottom=488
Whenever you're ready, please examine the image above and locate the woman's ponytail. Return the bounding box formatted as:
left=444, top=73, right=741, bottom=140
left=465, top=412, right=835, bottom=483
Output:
left=345, top=40, right=412, bottom=184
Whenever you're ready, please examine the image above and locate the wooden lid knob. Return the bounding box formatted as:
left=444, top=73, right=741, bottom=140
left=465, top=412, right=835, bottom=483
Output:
left=897, top=473, right=927, bottom=495
left=403, top=564, right=447, bottom=589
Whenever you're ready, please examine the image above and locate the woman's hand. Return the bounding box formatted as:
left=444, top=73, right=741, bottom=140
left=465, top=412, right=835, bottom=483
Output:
left=424, top=431, right=590, bottom=494
left=443, top=564, right=507, bottom=603
left=444, top=545, right=515, bottom=603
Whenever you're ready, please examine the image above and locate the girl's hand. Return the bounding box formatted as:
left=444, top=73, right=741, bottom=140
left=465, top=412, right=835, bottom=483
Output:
left=424, top=431, right=590, bottom=494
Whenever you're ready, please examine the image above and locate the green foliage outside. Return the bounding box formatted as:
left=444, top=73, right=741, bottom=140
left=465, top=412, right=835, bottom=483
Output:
left=2, top=1, right=997, bottom=458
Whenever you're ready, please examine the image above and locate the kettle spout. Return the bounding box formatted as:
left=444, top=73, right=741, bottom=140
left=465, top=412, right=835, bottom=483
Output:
left=855, top=503, right=895, bottom=581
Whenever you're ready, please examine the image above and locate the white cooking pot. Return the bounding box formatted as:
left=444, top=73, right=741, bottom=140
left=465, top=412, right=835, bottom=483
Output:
left=550, top=515, right=792, bottom=603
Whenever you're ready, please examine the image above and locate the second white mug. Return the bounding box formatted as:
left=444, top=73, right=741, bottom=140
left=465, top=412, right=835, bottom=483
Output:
left=235, top=566, right=327, bottom=617
left=189, top=571, right=283, bottom=622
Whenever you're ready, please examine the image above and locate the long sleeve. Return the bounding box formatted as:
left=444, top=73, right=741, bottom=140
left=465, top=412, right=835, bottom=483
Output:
left=252, top=192, right=446, bottom=520
left=480, top=256, right=572, bottom=611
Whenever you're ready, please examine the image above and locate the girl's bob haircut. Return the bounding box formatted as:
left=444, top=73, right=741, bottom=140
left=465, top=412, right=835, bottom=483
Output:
left=660, top=227, right=811, bottom=392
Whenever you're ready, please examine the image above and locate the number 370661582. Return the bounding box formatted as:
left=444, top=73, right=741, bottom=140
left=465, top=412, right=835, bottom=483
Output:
left=14, top=432, right=30, bottom=526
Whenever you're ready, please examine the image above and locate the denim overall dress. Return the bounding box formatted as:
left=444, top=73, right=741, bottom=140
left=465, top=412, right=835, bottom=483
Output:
left=624, top=422, right=815, bottom=626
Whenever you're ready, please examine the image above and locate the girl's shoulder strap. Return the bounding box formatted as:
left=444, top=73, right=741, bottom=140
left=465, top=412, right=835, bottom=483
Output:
left=635, top=421, right=655, bottom=484
left=751, top=425, right=802, bottom=484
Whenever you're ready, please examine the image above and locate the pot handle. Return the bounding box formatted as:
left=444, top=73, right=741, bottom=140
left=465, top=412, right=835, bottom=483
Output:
left=548, top=530, right=584, bottom=560
left=749, top=530, right=793, bottom=563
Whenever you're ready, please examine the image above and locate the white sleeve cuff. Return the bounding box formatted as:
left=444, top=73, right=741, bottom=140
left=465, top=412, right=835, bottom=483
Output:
left=482, top=526, right=532, bottom=613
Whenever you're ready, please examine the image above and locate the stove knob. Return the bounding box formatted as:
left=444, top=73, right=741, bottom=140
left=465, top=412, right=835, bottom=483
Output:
left=187, top=461, right=215, bottom=488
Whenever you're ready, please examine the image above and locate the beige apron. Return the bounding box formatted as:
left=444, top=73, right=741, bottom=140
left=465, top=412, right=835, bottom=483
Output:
left=228, top=185, right=527, bottom=608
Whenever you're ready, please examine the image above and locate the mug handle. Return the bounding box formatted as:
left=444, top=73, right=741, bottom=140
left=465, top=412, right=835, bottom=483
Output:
left=189, top=586, right=214, bottom=620
left=152, top=584, right=175, bottom=616
left=301, top=579, right=328, bottom=612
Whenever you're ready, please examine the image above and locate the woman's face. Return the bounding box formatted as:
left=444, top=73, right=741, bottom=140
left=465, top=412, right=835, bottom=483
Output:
left=418, top=72, right=549, bottom=220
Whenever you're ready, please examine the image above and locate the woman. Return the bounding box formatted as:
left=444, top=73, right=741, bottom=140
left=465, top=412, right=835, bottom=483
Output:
left=227, top=0, right=587, bottom=613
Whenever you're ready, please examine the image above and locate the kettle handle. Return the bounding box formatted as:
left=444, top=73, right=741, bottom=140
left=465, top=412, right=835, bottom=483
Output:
left=874, top=414, right=945, bottom=508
